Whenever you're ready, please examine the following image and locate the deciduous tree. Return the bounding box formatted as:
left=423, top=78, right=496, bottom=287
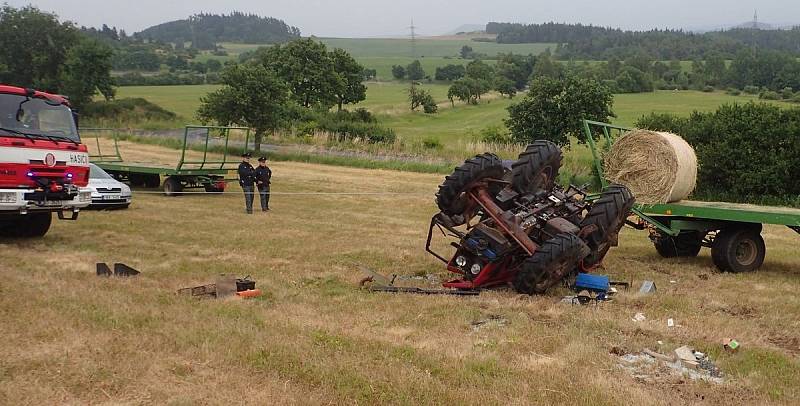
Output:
left=197, top=64, right=289, bottom=151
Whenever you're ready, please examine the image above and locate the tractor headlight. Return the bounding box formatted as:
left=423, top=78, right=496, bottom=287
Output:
left=470, top=263, right=482, bottom=275
left=79, top=191, right=93, bottom=202
left=455, top=256, right=467, bottom=267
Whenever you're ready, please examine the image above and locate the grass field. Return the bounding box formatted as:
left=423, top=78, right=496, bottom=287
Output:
left=114, top=84, right=778, bottom=133
left=2, top=140, right=799, bottom=404
left=200, top=38, right=554, bottom=80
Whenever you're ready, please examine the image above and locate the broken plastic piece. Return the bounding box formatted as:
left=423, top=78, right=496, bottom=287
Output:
left=96, top=263, right=112, bottom=276
left=639, top=280, right=657, bottom=294
left=113, top=263, right=140, bottom=277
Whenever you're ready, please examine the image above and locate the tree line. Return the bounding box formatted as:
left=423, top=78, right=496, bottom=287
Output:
left=487, top=22, right=800, bottom=60
left=137, top=12, right=301, bottom=50
left=0, top=5, right=114, bottom=109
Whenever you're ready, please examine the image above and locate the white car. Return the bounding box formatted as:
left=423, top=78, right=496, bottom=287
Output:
left=88, top=164, right=132, bottom=209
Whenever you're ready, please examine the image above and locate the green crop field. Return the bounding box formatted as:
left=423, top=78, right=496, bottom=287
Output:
left=203, top=38, right=553, bottom=80
left=112, top=84, right=787, bottom=144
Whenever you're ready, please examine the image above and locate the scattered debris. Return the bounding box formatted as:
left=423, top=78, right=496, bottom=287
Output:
left=722, top=338, right=740, bottom=351
left=617, top=346, right=724, bottom=384
left=698, top=274, right=709, bottom=280
left=667, top=318, right=675, bottom=327
left=471, top=314, right=508, bottom=331
left=670, top=280, right=677, bottom=284
left=96, top=262, right=140, bottom=277
left=178, top=275, right=259, bottom=299
left=358, top=267, right=479, bottom=296
left=632, top=312, right=647, bottom=322
left=610, top=346, right=627, bottom=356
left=639, top=280, right=657, bottom=294
left=643, top=348, right=673, bottom=362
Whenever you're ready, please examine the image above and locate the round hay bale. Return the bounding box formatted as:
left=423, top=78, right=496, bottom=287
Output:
left=604, top=130, right=697, bottom=204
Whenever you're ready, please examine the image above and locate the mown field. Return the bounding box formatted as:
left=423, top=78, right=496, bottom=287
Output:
left=113, top=84, right=779, bottom=142
left=2, top=141, right=799, bottom=404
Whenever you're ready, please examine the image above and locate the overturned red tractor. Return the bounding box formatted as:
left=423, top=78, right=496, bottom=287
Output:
left=426, top=141, right=635, bottom=294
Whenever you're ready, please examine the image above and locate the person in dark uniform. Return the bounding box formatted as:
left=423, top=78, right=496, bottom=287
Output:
left=237, top=152, right=256, bottom=214
left=255, top=156, right=272, bottom=211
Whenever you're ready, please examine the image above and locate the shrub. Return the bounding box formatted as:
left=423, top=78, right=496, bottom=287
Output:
left=635, top=102, right=800, bottom=200
left=759, top=91, right=780, bottom=100
left=421, top=137, right=443, bottom=149
left=791, top=94, right=800, bottom=104
left=726, top=88, right=742, bottom=96
left=743, top=85, right=760, bottom=95
left=702, top=85, right=715, bottom=93
left=479, top=126, right=511, bottom=144
left=781, top=87, right=795, bottom=99
left=291, top=109, right=395, bottom=143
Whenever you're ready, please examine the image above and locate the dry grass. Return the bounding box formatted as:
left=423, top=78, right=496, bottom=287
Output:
left=1, top=142, right=799, bottom=405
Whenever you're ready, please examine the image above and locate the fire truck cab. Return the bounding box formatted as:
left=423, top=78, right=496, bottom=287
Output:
left=0, top=84, right=91, bottom=238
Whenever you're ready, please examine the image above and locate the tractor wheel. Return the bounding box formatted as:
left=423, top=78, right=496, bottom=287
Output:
left=144, top=174, right=161, bottom=188
left=12, top=213, right=52, bottom=238
left=711, top=228, right=765, bottom=273
left=579, top=184, right=635, bottom=267
left=514, top=233, right=591, bottom=295
left=436, top=152, right=505, bottom=218
left=163, top=177, right=183, bottom=196
left=653, top=231, right=703, bottom=258
left=511, top=140, right=562, bottom=194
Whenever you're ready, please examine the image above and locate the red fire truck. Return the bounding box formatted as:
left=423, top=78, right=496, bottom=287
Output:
left=0, top=84, right=91, bottom=238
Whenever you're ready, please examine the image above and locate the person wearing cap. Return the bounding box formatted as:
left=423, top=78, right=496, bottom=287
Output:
left=255, top=156, right=272, bottom=211
left=237, top=152, right=256, bottom=214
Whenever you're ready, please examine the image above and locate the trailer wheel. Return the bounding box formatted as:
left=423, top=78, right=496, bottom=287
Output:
left=436, top=153, right=505, bottom=218
left=128, top=174, right=146, bottom=187
left=511, top=140, right=562, bottom=194
left=514, top=233, right=590, bottom=295
left=163, top=177, right=183, bottom=196
left=579, top=184, right=635, bottom=267
left=144, top=174, right=161, bottom=188
left=13, top=213, right=52, bottom=238
left=711, top=228, right=765, bottom=273
left=653, top=231, right=703, bottom=258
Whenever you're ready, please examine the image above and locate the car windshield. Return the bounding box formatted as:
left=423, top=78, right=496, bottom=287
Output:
left=0, top=93, right=79, bottom=141
left=89, top=164, right=114, bottom=180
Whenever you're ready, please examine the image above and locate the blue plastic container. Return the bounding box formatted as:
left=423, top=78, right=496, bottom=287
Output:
left=574, top=273, right=610, bottom=293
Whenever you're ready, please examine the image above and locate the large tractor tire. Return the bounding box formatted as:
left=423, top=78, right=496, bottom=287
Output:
left=511, top=140, right=562, bottom=194
left=711, top=227, right=765, bottom=273
left=580, top=184, right=635, bottom=267
left=653, top=231, right=703, bottom=258
left=436, top=153, right=505, bottom=217
left=514, top=233, right=591, bottom=295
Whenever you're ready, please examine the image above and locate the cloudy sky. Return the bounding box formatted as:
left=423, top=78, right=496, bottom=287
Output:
left=7, top=0, right=797, bottom=37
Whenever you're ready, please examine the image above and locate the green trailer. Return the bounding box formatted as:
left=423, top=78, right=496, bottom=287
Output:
left=85, top=126, right=251, bottom=196
left=583, top=119, right=800, bottom=273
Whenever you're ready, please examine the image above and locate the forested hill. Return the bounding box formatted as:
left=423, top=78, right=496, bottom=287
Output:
left=486, top=22, right=800, bottom=59
left=136, top=12, right=300, bottom=48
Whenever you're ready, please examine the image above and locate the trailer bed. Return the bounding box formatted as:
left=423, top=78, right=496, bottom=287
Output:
left=94, top=161, right=228, bottom=176
left=641, top=200, right=800, bottom=227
